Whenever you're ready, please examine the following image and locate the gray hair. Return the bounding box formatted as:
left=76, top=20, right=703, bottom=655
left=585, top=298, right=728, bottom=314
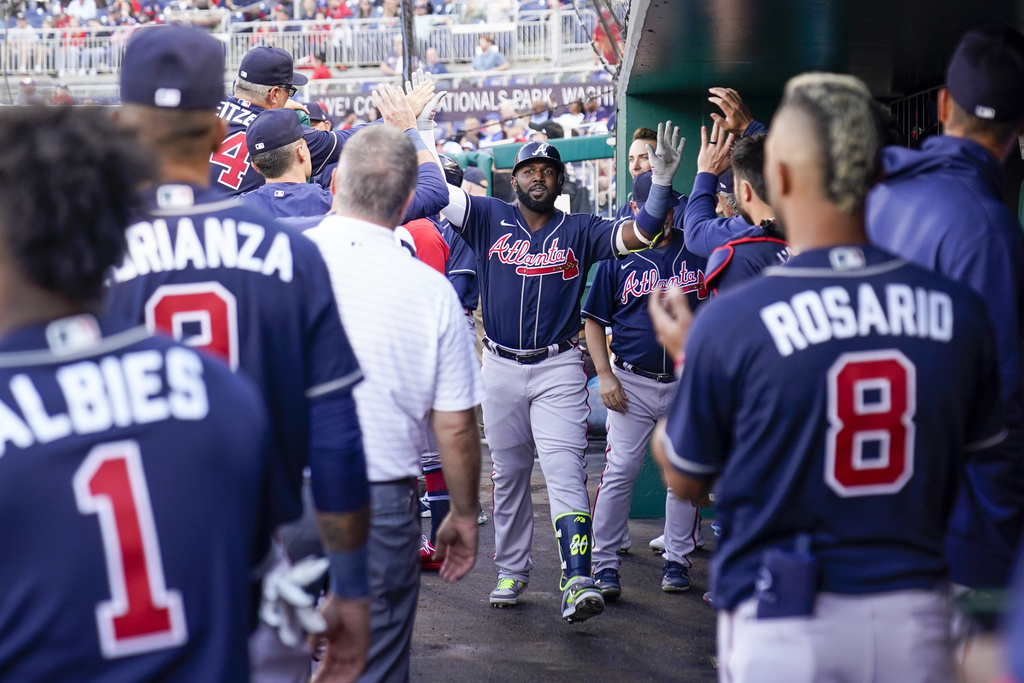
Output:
left=234, top=76, right=273, bottom=101
left=781, top=72, right=885, bottom=215
left=333, top=126, right=417, bottom=227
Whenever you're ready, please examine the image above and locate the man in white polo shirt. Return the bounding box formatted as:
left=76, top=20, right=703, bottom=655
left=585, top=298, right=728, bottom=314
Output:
left=303, top=119, right=484, bottom=682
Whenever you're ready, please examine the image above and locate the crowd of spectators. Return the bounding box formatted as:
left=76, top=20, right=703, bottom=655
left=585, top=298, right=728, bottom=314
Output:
left=3, top=0, right=599, bottom=33
left=2, top=0, right=620, bottom=79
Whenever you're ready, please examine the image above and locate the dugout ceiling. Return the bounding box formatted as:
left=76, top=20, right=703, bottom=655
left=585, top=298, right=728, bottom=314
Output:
left=614, top=0, right=1024, bottom=205
left=621, top=0, right=1024, bottom=100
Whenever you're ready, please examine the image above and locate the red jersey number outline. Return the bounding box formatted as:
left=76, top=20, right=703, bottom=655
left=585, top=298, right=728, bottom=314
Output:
left=211, top=131, right=250, bottom=191
left=73, top=440, right=188, bottom=658
left=144, top=282, right=240, bottom=371
left=825, top=349, right=917, bottom=497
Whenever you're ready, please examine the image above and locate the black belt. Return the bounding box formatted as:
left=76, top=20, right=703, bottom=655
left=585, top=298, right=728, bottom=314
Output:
left=483, top=338, right=575, bottom=365
left=614, top=356, right=675, bottom=383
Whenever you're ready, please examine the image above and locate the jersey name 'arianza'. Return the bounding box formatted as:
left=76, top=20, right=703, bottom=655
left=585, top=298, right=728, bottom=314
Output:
left=111, top=218, right=294, bottom=284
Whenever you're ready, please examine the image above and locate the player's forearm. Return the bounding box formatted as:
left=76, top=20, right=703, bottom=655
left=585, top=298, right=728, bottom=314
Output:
left=317, top=507, right=371, bottom=600
left=432, top=407, right=481, bottom=519
left=619, top=181, right=671, bottom=252
left=316, top=506, right=369, bottom=553
left=584, top=318, right=614, bottom=377
left=401, top=160, right=448, bottom=222
left=440, top=185, right=469, bottom=227
left=652, top=421, right=711, bottom=504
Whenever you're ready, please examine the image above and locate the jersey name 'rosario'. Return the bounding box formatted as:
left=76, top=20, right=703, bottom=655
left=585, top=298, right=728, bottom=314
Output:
left=105, top=184, right=362, bottom=525
left=210, top=97, right=362, bottom=196
left=453, top=194, right=627, bottom=349
left=0, top=317, right=269, bottom=681
left=662, top=245, right=1006, bottom=610
left=583, top=230, right=707, bottom=374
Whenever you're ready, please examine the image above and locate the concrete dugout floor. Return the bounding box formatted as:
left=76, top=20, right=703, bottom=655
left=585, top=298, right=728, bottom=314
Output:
left=411, top=439, right=719, bottom=682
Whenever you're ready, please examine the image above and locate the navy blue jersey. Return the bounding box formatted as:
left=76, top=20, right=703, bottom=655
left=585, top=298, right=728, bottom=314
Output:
left=682, top=171, right=753, bottom=258
left=240, top=182, right=333, bottom=219
left=312, top=160, right=447, bottom=225
left=705, top=231, right=791, bottom=294
left=0, top=316, right=269, bottom=681
left=663, top=245, right=1005, bottom=610
left=451, top=194, right=627, bottom=349
left=210, top=97, right=363, bottom=196
left=105, top=183, right=362, bottom=525
left=867, top=135, right=1024, bottom=589
left=440, top=220, right=478, bottom=310
left=583, top=229, right=707, bottom=374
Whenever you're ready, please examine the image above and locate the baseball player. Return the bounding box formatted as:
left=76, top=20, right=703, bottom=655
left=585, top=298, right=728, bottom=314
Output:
left=694, top=134, right=791, bottom=294
left=866, top=28, right=1024, bottom=599
left=108, top=26, right=371, bottom=682
left=437, top=155, right=481, bottom=321
left=440, top=122, right=687, bottom=623
left=615, top=126, right=657, bottom=220
left=0, top=105, right=272, bottom=681
left=583, top=170, right=707, bottom=598
left=654, top=73, right=1005, bottom=683
left=240, top=108, right=335, bottom=219
left=210, top=45, right=436, bottom=197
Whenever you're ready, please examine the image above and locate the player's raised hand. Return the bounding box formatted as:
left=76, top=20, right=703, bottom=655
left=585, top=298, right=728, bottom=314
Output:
left=432, top=512, right=478, bottom=583
left=708, top=86, right=754, bottom=136
left=598, top=373, right=629, bottom=413
left=310, top=595, right=370, bottom=683
left=648, top=284, right=694, bottom=363
left=647, top=120, right=685, bottom=182
left=404, top=70, right=437, bottom=119
left=696, top=120, right=735, bottom=175
left=417, top=90, right=448, bottom=131
left=371, top=82, right=417, bottom=132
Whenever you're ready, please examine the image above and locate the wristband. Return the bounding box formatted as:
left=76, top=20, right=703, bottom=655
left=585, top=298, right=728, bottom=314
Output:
left=633, top=222, right=655, bottom=247
left=327, top=547, right=370, bottom=600
left=404, top=128, right=429, bottom=153
left=651, top=173, right=674, bottom=186
left=615, top=225, right=629, bottom=255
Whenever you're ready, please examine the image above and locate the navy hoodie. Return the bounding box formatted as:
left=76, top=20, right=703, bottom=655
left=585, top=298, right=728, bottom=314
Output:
left=868, top=135, right=1024, bottom=589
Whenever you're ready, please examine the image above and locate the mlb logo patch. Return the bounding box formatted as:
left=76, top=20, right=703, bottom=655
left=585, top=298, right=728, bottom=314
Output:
left=274, top=190, right=285, bottom=197
left=829, top=247, right=866, bottom=271
left=255, top=142, right=265, bottom=150
left=156, top=184, right=195, bottom=209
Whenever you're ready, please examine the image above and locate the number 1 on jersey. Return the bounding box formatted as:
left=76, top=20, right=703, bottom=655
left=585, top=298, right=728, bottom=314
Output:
left=825, top=350, right=917, bottom=497
left=74, top=441, right=188, bottom=658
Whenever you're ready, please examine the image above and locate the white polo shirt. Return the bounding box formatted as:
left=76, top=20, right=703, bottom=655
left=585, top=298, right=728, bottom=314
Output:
left=304, top=215, right=484, bottom=483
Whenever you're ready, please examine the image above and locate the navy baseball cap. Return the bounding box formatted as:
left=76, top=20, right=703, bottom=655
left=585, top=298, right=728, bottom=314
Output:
left=464, top=166, right=488, bottom=186
left=717, top=168, right=734, bottom=194
left=947, top=27, right=1024, bottom=122
left=306, top=101, right=328, bottom=122
left=246, top=108, right=304, bottom=154
left=121, top=24, right=225, bottom=109
left=632, top=170, right=681, bottom=208
left=238, top=46, right=308, bottom=87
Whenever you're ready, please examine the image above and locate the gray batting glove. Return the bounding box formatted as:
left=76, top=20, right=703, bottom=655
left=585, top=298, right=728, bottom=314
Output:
left=417, top=90, right=447, bottom=131
left=646, top=120, right=685, bottom=186
left=259, top=556, right=329, bottom=648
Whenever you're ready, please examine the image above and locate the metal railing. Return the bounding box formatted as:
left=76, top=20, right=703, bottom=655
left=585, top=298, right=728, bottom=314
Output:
left=0, top=10, right=599, bottom=76
left=225, top=10, right=598, bottom=69
left=887, top=86, right=942, bottom=149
